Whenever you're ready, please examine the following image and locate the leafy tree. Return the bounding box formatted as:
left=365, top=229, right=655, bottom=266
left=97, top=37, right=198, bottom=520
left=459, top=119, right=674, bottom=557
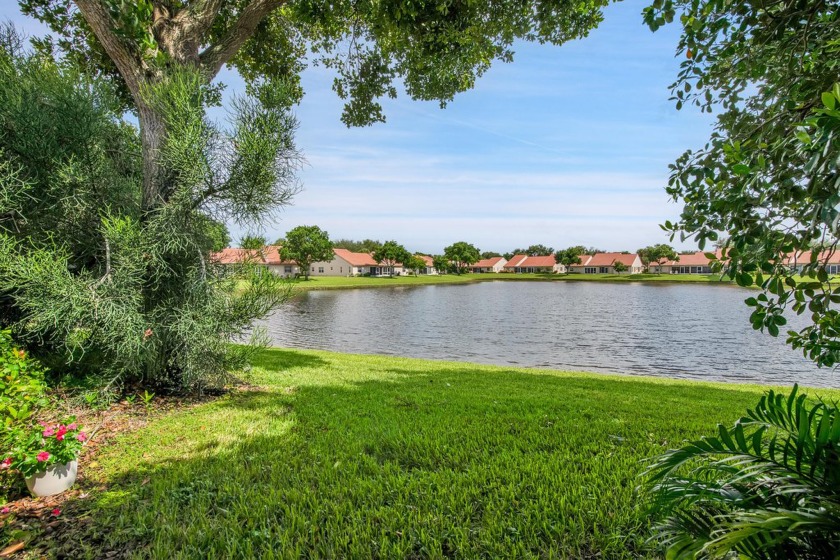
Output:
left=332, top=239, right=383, bottom=254
left=202, top=217, right=231, bottom=252
left=647, top=0, right=840, bottom=366
left=481, top=251, right=502, bottom=259
left=272, top=237, right=285, bottom=246
left=502, top=252, right=514, bottom=260
left=554, top=246, right=586, bottom=272
left=510, top=244, right=554, bottom=257
left=279, top=225, right=333, bottom=280
left=404, top=254, right=428, bottom=276
left=372, top=240, right=410, bottom=277
left=638, top=244, right=678, bottom=273
left=240, top=234, right=267, bottom=250
left=0, top=39, right=294, bottom=389
left=585, top=247, right=604, bottom=255
left=432, top=255, right=450, bottom=275
left=444, top=242, right=480, bottom=274
left=612, top=260, right=628, bottom=274
left=19, top=0, right=609, bottom=221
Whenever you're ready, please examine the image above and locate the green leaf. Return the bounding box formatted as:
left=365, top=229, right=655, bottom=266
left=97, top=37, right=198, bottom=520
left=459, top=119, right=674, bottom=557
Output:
left=822, top=92, right=836, bottom=110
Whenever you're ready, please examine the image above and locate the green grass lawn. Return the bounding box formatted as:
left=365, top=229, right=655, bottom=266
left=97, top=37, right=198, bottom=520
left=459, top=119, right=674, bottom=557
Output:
left=290, top=272, right=730, bottom=291
left=73, top=349, right=835, bottom=559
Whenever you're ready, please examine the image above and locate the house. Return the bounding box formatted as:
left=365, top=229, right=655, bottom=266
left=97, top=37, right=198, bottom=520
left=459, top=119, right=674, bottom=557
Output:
left=210, top=246, right=300, bottom=277
left=471, top=256, right=507, bottom=273
left=784, top=250, right=840, bottom=275
left=308, top=248, right=406, bottom=277
left=415, top=255, right=438, bottom=275
left=502, top=255, right=528, bottom=273
left=655, top=250, right=722, bottom=274
left=568, top=253, right=644, bottom=274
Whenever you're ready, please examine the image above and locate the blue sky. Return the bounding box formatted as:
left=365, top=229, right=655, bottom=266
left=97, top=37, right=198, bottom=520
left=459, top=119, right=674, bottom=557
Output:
left=8, top=2, right=716, bottom=255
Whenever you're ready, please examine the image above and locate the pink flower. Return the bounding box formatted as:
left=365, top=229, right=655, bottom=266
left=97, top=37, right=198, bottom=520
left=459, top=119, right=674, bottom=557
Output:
left=0, top=458, right=11, bottom=469
left=36, top=451, right=50, bottom=462
left=51, top=508, right=60, bottom=517
left=67, top=423, right=78, bottom=431
left=77, top=432, right=87, bottom=442
left=42, top=427, right=55, bottom=437
left=1, top=507, right=9, bottom=514
left=56, top=426, right=67, bottom=441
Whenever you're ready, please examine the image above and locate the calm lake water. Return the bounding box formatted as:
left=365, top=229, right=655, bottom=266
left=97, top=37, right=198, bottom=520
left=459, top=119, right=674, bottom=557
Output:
left=259, top=281, right=837, bottom=388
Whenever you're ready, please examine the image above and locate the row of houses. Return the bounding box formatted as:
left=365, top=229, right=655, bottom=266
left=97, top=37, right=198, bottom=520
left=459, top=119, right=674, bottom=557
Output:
left=212, top=246, right=731, bottom=277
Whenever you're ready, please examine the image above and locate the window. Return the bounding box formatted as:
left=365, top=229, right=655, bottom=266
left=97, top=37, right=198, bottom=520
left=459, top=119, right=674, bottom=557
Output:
left=600, top=267, right=609, bottom=273
left=584, top=267, right=597, bottom=274
left=311, top=267, right=314, bottom=272
left=318, top=267, right=324, bottom=273
left=284, top=266, right=292, bottom=273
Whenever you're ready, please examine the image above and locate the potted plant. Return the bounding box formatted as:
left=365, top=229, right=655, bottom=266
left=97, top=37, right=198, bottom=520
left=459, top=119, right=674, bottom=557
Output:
left=2, top=419, right=87, bottom=497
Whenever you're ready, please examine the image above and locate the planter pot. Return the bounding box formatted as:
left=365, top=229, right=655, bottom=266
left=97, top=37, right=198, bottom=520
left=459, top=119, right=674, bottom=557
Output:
left=25, top=460, right=78, bottom=497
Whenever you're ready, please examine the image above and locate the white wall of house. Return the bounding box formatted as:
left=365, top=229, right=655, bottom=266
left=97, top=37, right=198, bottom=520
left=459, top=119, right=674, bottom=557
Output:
left=308, top=254, right=355, bottom=277
left=266, top=264, right=300, bottom=277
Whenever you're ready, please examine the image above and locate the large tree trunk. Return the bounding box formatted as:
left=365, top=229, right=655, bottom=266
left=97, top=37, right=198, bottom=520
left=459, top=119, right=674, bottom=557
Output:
left=138, top=101, right=168, bottom=213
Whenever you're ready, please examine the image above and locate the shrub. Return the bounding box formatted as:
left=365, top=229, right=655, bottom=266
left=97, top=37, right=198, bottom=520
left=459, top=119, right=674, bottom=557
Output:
left=3, top=419, right=86, bottom=477
left=642, top=385, right=840, bottom=558
left=0, top=329, right=47, bottom=430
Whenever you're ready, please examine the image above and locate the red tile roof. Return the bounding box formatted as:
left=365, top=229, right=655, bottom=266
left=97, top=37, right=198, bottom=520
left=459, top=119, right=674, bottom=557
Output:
left=473, top=256, right=505, bottom=268
left=418, top=255, right=435, bottom=266
left=503, top=255, right=528, bottom=268
left=785, top=250, right=840, bottom=266
left=333, top=248, right=378, bottom=267
left=579, top=252, right=639, bottom=267
left=211, top=246, right=296, bottom=265
left=519, top=255, right=556, bottom=268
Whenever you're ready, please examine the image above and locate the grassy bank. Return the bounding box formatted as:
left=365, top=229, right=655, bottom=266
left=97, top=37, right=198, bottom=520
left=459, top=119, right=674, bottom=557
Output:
left=291, top=272, right=730, bottom=291
left=66, top=349, right=832, bottom=559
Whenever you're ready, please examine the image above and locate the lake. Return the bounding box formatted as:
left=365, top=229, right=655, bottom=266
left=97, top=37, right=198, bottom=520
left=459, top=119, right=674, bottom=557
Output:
left=259, top=281, right=837, bottom=387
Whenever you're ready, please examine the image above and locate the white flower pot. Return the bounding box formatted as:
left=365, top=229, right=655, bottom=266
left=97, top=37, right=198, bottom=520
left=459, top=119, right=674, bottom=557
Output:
left=25, top=460, right=78, bottom=497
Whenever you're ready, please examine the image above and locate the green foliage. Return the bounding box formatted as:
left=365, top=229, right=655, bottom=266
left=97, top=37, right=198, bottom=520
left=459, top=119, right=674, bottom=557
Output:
left=443, top=241, right=481, bottom=274
left=647, top=0, right=840, bottom=366
left=481, top=251, right=502, bottom=259
left=0, top=330, right=47, bottom=429
left=432, top=255, right=450, bottom=274
left=512, top=244, right=554, bottom=257
left=612, top=260, right=629, bottom=274
left=279, top=225, right=333, bottom=280
left=372, top=240, right=411, bottom=275
left=643, top=384, right=840, bottom=559
left=638, top=244, right=678, bottom=271
left=0, top=41, right=296, bottom=390
left=332, top=238, right=383, bottom=254
left=6, top=419, right=87, bottom=477
left=554, top=246, right=586, bottom=269
left=239, top=234, right=268, bottom=250
left=403, top=254, right=428, bottom=275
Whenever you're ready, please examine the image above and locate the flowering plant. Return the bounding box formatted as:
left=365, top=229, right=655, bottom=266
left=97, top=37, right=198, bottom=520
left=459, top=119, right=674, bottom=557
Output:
left=2, top=419, right=87, bottom=477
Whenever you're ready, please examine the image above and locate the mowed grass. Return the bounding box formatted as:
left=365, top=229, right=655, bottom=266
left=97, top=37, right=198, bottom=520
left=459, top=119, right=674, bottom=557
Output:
left=291, top=272, right=730, bottom=291
left=80, top=349, right=831, bottom=559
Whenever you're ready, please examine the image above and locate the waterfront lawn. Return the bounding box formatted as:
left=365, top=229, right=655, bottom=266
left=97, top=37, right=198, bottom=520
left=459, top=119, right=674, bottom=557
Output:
left=292, top=272, right=729, bottom=291
left=78, top=349, right=818, bottom=558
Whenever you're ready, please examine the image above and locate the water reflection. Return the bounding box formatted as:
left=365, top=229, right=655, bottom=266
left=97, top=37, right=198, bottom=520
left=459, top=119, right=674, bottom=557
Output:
left=258, top=281, right=837, bottom=387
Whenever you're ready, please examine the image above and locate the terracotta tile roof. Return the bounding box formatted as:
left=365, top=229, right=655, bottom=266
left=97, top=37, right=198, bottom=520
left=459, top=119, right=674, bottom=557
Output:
left=473, top=257, right=505, bottom=268
left=579, top=252, right=639, bottom=267
left=503, top=255, right=528, bottom=268
left=785, top=250, right=840, bottom=266
left=660, top=249, right=725, bottom=267
left=333, top=248, right=378, bottom=267
left=519, top=255, right=556, bottom=268
left=211, top=246, right=296, bottom=266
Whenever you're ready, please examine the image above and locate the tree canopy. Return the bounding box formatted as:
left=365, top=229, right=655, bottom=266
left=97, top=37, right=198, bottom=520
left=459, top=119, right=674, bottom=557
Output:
left=511, top=244, right=554, bottom=257
left=372, top=240, right=410, bottom=275
left=637, top=244, right=678, bottom=271
left=649, top=0, right=840, bottom=366
left=554, top=246, right=586, bottom=270
left=444, top=242, right=480, bottom=274
left=279, top=225, right=333, bottom=279
left=333, top=238, right=383, bottom=254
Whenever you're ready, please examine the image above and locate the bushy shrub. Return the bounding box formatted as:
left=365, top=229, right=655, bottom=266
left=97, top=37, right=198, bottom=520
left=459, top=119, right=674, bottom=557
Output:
left=0, top=35, right=298, bottom=391
left=0, top=330, right=47, bottom=430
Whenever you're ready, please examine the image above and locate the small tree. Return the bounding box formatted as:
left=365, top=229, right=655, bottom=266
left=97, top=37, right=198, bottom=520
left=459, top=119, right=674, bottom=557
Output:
left=638, top=244, right=678, bottom=274
left=432, top=255, right=450, bottom=274
left=372, top=241, right=411, bottom=276
left=554, top=246, right=586, bottom=273
left=279, top=226, right=333, bottom=280
left=404, top=254, right=428, bottom=276
left=612, top=260, right=628, bottom=274
left=240, top=235, right=267, bottom=250
left=444, top=242, right=480, bottom=274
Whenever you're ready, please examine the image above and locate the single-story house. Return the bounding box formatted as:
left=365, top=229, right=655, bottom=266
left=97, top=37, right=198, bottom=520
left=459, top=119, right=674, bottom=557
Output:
left=211, top=246, right=300, bottom=277
left=784, top=250, right=840, bottom=275
left=502, top=255, right=527, bottom=273
left=568, top=253, right=644, bottom=274
left=502, top=254, right=563, bottom=273
left=471, top=256, right=507, bottom=273
left=308, top=248, right=406, bottom=277
left=654, top=250, right=723, bottom=274
left=415, top=255, right=438, bottom=275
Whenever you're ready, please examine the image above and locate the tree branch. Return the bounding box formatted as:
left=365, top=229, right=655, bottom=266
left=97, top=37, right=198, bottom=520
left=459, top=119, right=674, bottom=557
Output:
left=73, top=0, right=145, bottom=100
left=198, top=0, right=286, bottom=79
